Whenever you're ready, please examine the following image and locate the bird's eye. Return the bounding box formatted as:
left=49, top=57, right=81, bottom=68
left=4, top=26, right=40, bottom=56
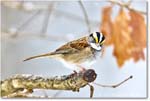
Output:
left=88, top=34, right=95, bottom=43
left=89, top=34, right=93, bottom=37
left=88, top=36, right=95, bottom=43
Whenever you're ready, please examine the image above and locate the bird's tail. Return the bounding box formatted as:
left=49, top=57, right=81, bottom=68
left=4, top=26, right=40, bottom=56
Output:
left=23, top=52, right=55, bottom=61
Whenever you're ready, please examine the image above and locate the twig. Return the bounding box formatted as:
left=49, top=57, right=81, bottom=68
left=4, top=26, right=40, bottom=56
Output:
left=1, top=69, right=97, bottom=98
left=78, top=0, right=91, bottom=33
left=2, top=32, right=71, bottom=41
left=108, top=0, right=146, bottom=15
left=93, top=75, right=133, bottom=88
left=88, top=84, right=94, bottom=98
left=11, top=10, right=42, bottom=38
left=40, top=3, right=55, bottom=37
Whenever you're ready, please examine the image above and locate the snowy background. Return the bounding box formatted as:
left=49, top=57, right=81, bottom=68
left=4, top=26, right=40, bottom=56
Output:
left=1, top=0, right=147, bottom=98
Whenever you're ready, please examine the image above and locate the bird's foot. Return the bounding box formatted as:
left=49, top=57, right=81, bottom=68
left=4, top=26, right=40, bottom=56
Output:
left=69, top=70, right=78, bottom=78
left=77, top=65, right=87, bottom=73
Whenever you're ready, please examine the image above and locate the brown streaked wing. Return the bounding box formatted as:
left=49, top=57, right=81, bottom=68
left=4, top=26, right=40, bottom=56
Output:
left=54, top=37, right=89, bottom=54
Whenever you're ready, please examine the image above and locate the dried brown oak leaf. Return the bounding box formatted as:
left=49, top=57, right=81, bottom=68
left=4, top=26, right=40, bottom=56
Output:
left=100, top=7, right=146, bottom=67
left=128, top=10, right=146, bottom=62
left=112, top=9, right=133, bottom=67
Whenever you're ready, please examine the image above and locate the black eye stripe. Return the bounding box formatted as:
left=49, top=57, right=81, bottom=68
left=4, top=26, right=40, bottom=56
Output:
left=96, top=32, right=100, bottom=42
left=89, top=33, right=95, bottom=43
left=90, top=34, right=93, bottom=37
left=100, top=35, right=105, bottom=43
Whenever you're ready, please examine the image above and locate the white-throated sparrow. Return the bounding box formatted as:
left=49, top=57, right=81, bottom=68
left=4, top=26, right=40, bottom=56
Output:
left=24, top=32, right=105, bottom=71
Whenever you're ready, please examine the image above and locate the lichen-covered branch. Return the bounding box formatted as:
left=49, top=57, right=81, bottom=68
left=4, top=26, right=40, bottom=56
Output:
left=1, top=69, right=97, bottom=98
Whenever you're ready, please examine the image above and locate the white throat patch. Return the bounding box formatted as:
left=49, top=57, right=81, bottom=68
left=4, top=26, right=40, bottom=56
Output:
left=90, top=43, right=101, bottom=50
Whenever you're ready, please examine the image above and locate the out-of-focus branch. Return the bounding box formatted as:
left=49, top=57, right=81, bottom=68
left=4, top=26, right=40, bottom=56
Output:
left=2, top=32, right=78, bottom=42
left=40, top=3, right=55, bottom=37
left=11, top=10, right=42, bottom=38
left=1, top=1, right=49, bottom=11
left=78, top=1, right=91, bottom=33
left=1, top=69, right=97, bottom=98
left=109, top=0, right=146, bottom=15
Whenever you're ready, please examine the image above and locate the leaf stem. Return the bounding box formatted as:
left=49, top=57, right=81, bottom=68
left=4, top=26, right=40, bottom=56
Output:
left=108, top=0, right=146, bottom=15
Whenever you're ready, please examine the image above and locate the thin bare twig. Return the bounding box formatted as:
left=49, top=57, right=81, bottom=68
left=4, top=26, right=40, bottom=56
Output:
left=2, top=32, right=71, bottom=41
left=11, top=10, right=42, bottom=38
left=93, top=75, right=133, bottom=88
left=109, top=0, right=146, bottom=15
left=88, top=84, right=94, bottom=98
left=78, top=0, right=91, bottom=33
left=40, top=3, right=55, bottom=37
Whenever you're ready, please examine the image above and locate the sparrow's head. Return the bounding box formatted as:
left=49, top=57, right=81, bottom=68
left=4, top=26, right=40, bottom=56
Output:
left=88, top=32, right=105, bottom=50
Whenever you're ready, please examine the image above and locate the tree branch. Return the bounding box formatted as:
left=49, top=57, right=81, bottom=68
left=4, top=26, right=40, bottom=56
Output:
left=1, top=69, right=97, bottom=98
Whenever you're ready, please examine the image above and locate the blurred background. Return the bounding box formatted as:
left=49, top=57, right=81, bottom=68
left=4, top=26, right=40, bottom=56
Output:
left=1, top=0, right=147, bottom=98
